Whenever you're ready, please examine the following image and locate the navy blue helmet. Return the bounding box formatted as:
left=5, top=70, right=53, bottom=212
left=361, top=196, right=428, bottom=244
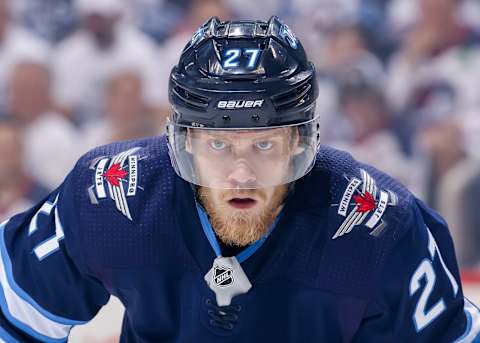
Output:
left=167, top=17, right=320, bottom=189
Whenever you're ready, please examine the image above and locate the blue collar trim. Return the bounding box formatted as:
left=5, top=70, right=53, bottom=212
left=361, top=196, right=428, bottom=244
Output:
left=195, top=202, right=282, bottom=263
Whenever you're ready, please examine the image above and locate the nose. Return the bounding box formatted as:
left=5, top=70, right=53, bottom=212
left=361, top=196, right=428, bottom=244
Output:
left=226, top=162, right=257, bottom=188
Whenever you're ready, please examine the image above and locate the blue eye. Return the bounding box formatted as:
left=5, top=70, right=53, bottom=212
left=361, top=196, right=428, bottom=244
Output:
left=209, top=139, right=228, bottom=150
left=255, top=141, right=273, bottom=150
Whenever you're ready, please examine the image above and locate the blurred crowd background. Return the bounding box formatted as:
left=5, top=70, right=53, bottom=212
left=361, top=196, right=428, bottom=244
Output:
left=0, top=0, right=480, bottom=268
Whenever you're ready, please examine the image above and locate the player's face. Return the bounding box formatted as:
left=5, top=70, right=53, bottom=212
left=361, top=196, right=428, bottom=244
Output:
left=188, top=127, right=298, bottom=189
left=191, top=128, right=295, bottom=246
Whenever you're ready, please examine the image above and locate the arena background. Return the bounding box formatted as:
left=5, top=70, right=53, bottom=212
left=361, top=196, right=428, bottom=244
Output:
left=0, top=0, right=479, bottom=341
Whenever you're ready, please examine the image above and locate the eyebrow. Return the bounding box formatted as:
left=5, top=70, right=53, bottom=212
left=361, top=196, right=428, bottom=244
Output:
left=203, top=130, right=288, bottom=140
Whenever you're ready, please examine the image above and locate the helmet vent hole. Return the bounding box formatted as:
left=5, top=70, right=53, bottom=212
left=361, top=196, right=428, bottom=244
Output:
left=271, top=79, right=313, bottom=111
left=171, top=83, right=210, bottom=111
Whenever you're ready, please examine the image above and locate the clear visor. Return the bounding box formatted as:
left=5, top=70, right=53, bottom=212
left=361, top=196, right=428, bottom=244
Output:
left=167, top=117, right=320, bottom=189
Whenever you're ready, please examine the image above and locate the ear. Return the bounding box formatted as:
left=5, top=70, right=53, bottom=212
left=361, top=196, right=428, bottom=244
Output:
left=294, top=146, right=305, bottom=155
left=291, top=128, right=304, bottom=155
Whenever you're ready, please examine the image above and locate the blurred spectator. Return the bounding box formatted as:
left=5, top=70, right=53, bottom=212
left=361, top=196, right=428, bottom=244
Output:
left=312, top=21, right=427, bottom=198
left=388, top=0, right=480, bottom=39
left=461, top=0, right=480, bottom=32
left=293, top=0, right=359, bottom=69
left=156, top=0, right=232, bottom=115
left=417, top=119, right=467, bottom=205
left=318, top=24, right=384, bottom=80
left=298, top=0, right=358, bottom=31
left=0, top=0, right=50, bottom=115
left=462, top=169, right=480, bottom=266
left=52, top=0, right=162, bottom=125
left=331, top=80, right=427, bottom=198
left=387, top=0, right=480, bottom=113
left=227, top=0, right=295, bottom=20
left=131, top=0, right=192, bottom=44
left=12, top=0, right=77, bottom=43
left=437, top=156, right=480, bottom=266
left=461, top=108, right=480, bottom=161
left=82, top=70, right=158, bottom=150
left=314, top=24, right=385, bottom=143
left=0, top=120, right=48, bottom=222
left=386, top=0, right=417, bottom=41
left=7, top=61, right=81, bottom=190
left=385, top=0, right=480, bottom=210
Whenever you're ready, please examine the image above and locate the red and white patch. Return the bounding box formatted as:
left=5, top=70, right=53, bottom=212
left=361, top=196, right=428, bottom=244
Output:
left=88, top=147, right=143, bottom=221
left=103, top=163, right=128, bottom=187
left=353, top=192, right=376, bottom=213
left=332, top=169, right=397, bottom=239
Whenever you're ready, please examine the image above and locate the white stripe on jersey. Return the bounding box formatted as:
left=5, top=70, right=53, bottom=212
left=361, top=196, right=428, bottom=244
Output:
left=0, top=221, right=73, bottom=341
left=455, top=298, right=480, bottom=343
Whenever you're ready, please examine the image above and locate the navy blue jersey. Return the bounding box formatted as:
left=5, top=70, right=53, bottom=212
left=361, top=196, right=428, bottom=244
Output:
left=0, top=136, right=479, bottom=342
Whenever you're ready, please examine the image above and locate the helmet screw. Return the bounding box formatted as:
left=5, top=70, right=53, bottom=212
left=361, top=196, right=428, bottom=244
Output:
left=222, top=115, right=230, bottom=121
left=252, top=114, right=260, bottom=121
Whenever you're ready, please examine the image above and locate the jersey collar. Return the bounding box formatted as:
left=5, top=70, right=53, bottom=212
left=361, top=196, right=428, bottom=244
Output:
left=195, top=202, right=283, bottom=263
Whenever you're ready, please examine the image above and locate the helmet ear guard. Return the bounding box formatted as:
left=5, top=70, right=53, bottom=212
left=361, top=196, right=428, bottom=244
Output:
left=167, top=16, right=320, bottom=188
left=291, top=113, right=321, bottom=178
left=167, top=121, right=196, bottom=183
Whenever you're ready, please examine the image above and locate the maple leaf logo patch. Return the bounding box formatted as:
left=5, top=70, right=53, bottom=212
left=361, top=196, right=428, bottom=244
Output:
left=353, top=192, right=376, bottom=213
left=332, top=170, right=397, bottom=239
left=103, top=163, right=128, bottom=187
left=87, top=147, right=145, bottom=221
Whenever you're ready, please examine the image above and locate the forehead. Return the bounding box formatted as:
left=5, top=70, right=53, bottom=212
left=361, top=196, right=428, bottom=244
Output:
left=190, top=127, right=292, bottom=140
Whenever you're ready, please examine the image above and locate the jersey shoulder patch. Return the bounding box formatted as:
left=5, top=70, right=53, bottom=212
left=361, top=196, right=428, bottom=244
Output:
left=308, top=146, right=417, bottom=298
left=316, top=146, right=413, bottom=241
left=58, top=135, right=177, bottom=269
left=331, top=168, right=402, bottom=240
left=72, top=135, right=172, bottom=221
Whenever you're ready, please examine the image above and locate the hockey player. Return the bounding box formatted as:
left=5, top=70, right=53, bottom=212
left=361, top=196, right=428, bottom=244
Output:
left=0, top=17, right=479, bottom=342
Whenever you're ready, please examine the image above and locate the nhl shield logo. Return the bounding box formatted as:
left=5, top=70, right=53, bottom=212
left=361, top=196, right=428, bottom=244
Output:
left=213, top=266, right=234, bottom=287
